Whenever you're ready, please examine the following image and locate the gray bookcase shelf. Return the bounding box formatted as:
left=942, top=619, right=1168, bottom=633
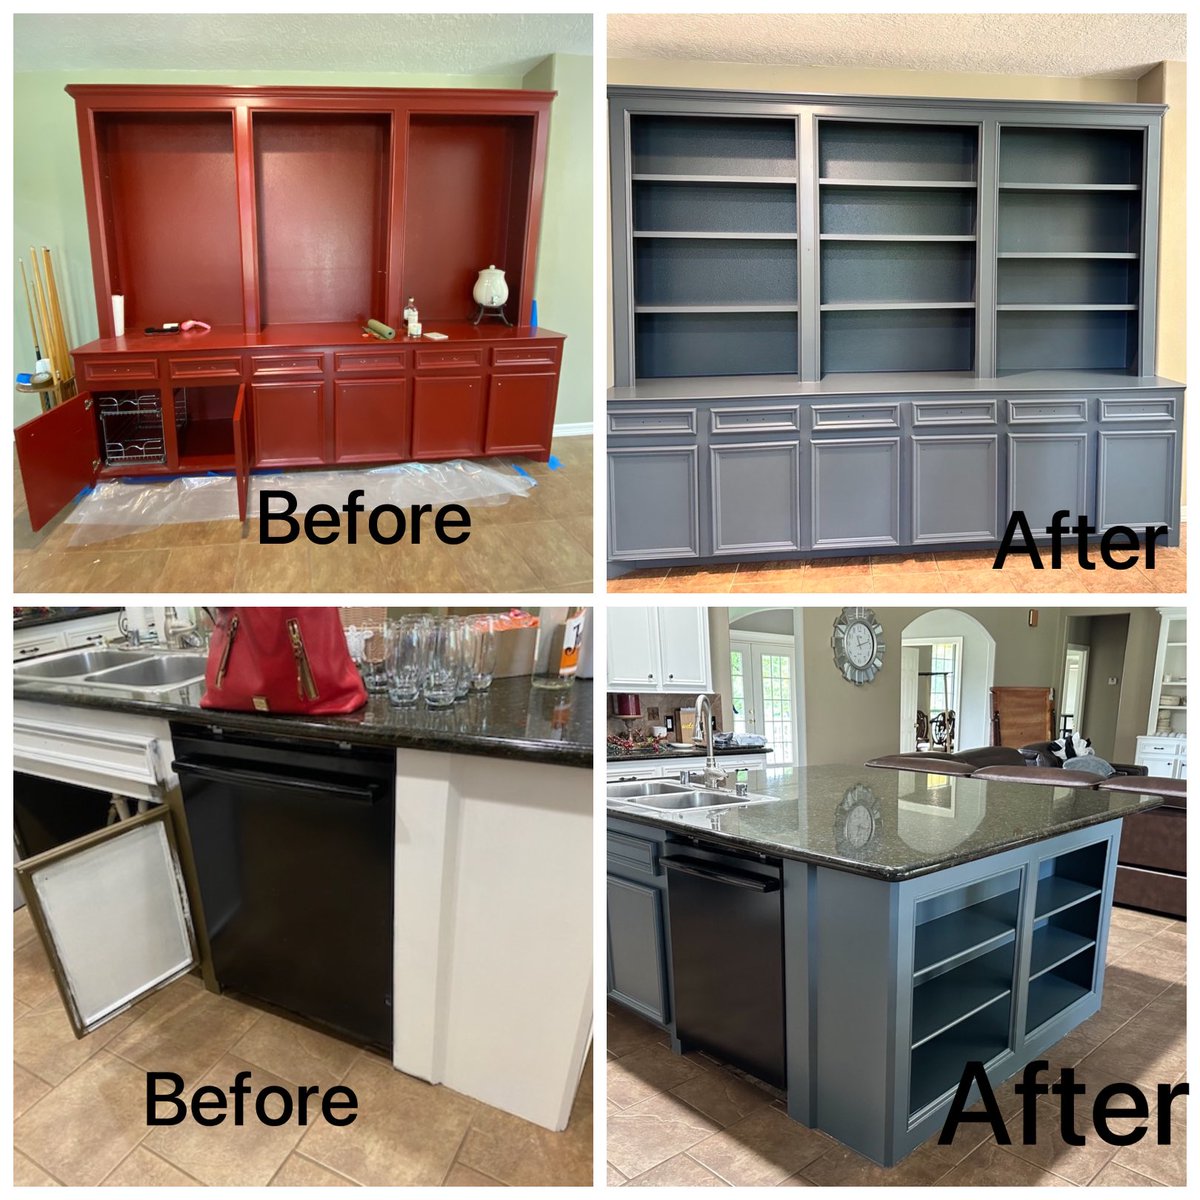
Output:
left=819, top=177, right=977, bottom=189
left=634, top=231, right=799, bottom=239
left=631, top=173, right=798, bottom=184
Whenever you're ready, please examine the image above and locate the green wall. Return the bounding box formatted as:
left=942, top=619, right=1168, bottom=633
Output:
left=523, top=54, right=593, bottom=429
left=13, top=59, right=592, bottom=428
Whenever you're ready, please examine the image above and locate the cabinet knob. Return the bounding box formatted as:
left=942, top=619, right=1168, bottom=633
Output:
left=668, top=674, right=674, bottom=679
left=648, top=673, right=653, bottom=679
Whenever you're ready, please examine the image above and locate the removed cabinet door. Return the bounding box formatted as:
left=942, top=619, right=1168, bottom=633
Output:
left=14, top=807, right=198, bottom=1037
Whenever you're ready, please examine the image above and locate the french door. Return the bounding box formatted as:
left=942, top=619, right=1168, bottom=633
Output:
left=729, top=636, right=800, bottom=767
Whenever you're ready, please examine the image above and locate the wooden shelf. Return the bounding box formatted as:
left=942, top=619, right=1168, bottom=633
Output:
left=821, top=301, right=976, bottom=311
left=631, top=173, right=796, bottom=185
left=1029, top=926, right=1096, bottom=980
left=635, top=304, right=799, bottom=313
left=913, top=903, right=1017, bottom=982
left=821, top=234, right=976, bottom=242
left=633, top=231, right=798, bottom=240
left=1034, top=876, right=1101, bottom=921
left=1026, top=973, right=1090, bottom=1032
left=910, top=945, right=1013, bottom=1049
left=1000, top=182, right=1140, bottom=192
left=819, top=177, right=977, bottom=189
left=997, top=304, right=1137, bottom=312
left=998, top=251, right=1139, bottom=260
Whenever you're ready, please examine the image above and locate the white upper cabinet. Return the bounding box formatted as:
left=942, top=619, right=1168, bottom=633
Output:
left=657, top=607, right=712, bottom=691
left=607, top=607, right=712, bottom=692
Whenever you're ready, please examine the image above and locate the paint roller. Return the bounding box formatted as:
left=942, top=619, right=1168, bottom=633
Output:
left=363, top=319, right=396, bottom=341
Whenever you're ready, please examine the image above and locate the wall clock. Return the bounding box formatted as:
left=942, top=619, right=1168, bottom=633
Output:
left=831, top=607, right=886, bottom=685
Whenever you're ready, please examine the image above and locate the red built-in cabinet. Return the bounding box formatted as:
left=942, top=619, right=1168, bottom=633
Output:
left=15, top=86, right=565, bottom=529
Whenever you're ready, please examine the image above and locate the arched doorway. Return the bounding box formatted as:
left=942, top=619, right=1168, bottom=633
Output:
left=899, top=610, right=997, bottom=752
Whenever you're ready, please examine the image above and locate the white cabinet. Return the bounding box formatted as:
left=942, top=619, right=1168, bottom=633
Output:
left=1135, top=736, right=1187, bottom=780
left=607, top=608, right=661, bottom=690
left=607, top=606, right=712, bottom=692
left=14, top=611, right=124, bottom=659
left=657, top=606, right=711, bottom=690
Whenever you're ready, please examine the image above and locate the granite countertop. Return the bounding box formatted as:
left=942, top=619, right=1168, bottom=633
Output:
left=608, top=764, right=1164, bottom=881
left=14, top=608, right=124, bottom=630
left=15, top=673, right=593, bottom=769
left=609, top=744, right=772, bottom=763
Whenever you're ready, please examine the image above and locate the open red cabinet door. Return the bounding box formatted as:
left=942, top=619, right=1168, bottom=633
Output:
left=14, top=392, right=102, bottom=531
left=233, top=384, right=250, bottom=523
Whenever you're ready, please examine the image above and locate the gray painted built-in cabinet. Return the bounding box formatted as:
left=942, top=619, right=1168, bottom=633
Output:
left=607, top=86, right=1184, bottom=569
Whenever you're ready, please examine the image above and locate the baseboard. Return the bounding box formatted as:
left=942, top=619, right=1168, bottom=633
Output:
left=552, top=422, right=593, bottom=438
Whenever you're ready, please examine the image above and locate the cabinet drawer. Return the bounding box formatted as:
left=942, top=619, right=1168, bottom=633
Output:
left=1139, top=740, right=1181, bottom=758
left=811, top=403, right=900, bottom=431
left=912, top=399, right=997, bottom=426
left=415, top=347, right=484, bottom=371
left=492, top=345, right=559, bottom=368
left=607, top=831, right=660, bottom=880
left=1008, top=398, right=1089, bottom=424
left=609, top=408, right=696, bottom=436
left=250, top=353, right=325, bottom=378
left=710, top=406, right=801, bottom=434
left=168, top=355, right=243, bottom=382
left=14, top=635, right=67, bottom=659
left=81, top=358, right=159, bottom=384
left=334, top=349, right=409, bottom=375
left=1100, top=397, right=1178, bottom=422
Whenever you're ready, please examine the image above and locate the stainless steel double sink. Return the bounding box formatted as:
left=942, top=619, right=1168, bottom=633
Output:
left=607, top=778, right=778, bottom=813
left=14, top=647, right=207, bottom=696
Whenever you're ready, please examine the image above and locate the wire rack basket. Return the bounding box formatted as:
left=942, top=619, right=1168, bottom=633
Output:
left=97, top=392, right=187, bottom=465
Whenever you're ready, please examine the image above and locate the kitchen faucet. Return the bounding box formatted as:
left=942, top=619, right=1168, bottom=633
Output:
left=695, top=694, right=728, bottom=790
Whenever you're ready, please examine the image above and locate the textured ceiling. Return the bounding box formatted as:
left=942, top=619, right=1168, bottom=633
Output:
left=608, top=13, right=1185, bottom=79
left=14, top=14, right=592, bottom=75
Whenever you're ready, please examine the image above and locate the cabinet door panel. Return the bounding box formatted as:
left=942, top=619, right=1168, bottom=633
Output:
left=252, top=381, right=325, bottom=466
left=609, top=447, right=700, bottom=561
left=485, top=372, right=556, bottom=456
left=912, top=435, right=1000, bottom=543
left=15, top=391, right=102, bottom=531
left=1097, top=431, right=1177, bottom=530
left=334, top=378, right=410, bottom=464
left=411, top=375, right=485, bottom=458
left=811, top=438, right=900, bottom=549
left=233, top=385, right=249, bottom=523
left=607, top=875, right=670, bottom=1025
left=711, top=442, right=801, bottom=555
left=13, top=808, right=197, bottom=1038
left=608, top=608, right=661, bottom=689
left=659, top=607, right=711, bottom=691
left=1007, top=433, right=1090, bottom=533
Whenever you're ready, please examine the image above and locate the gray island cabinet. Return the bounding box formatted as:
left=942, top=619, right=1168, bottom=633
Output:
left=606, top=766, right=1164, bottom=1166
left=607, top=87, right=1184, bottom=569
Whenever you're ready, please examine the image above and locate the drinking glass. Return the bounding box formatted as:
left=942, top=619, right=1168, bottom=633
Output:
left=454, top=617, right=476, bottom=699
left=469, top=614, right=497, bottom=692
left=386, top=615, right=430, bottom=707
left=424, top=618, right=462, bottom=708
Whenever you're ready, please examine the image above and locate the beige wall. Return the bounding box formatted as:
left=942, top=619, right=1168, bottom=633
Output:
left=799, top=607, right=1066, bottom=766
left=1080, top=614, right=1130, bottom=754
left=608, top=57, right=1186, bottom=392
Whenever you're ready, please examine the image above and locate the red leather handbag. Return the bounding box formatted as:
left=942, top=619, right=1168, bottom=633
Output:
left=201, top=608, right=367, bottom=714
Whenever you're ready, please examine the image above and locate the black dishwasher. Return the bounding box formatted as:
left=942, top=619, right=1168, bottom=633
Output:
left=172, top=726, right=394, bottom=1050
left=663, top=844, right=786, bottom=1088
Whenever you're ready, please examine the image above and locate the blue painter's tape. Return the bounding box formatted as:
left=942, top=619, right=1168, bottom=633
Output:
left=547, top=455, right=562, bottom=470
left=512, top=464, right=531, bottom=478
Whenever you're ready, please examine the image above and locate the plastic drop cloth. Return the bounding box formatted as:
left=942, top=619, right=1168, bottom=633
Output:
left=63, top=458, right=537, bottom=547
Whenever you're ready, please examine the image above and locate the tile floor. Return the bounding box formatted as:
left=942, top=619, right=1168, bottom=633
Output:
left=13, top=437, right=593, bottom=594
left=607, top=906, right=1186, bottom=1186
left=13, top=907, right=592, bottom=1187
left=608, top=527, right=1187, bottom=595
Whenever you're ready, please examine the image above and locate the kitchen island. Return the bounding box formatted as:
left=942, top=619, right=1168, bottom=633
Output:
left=16, top=668, right=592, bottom=1132
left=607, top=764, right=1164, bottom=1165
